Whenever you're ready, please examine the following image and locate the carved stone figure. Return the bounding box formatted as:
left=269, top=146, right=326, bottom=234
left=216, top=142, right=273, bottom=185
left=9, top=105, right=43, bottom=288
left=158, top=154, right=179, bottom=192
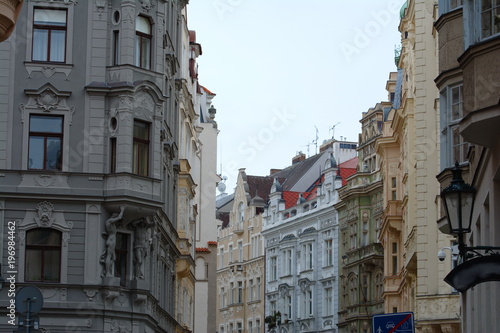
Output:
left=131, top=218, right=155, bottom=279
left=100, top=206, right=125, bottom=277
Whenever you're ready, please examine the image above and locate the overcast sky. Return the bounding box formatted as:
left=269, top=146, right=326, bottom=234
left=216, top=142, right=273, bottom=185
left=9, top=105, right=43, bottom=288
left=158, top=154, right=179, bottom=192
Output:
left=187, top=1, right=404, bottom=190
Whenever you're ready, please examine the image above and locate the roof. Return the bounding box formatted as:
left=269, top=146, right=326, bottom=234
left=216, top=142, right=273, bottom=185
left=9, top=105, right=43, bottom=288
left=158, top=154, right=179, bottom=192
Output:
left=246, top=175, right=275, bottom=203
left=196, top=247, right=211, bottom=253
left=271, top=153, right=325, bottom=191
left=201, top=85, right=216, bottom=96
left=339, top=157, right=358, bottom=185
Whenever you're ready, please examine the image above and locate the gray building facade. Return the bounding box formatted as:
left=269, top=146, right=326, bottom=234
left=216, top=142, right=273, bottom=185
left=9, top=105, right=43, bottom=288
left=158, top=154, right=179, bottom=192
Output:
left=0, top=0, right=192, bottom=332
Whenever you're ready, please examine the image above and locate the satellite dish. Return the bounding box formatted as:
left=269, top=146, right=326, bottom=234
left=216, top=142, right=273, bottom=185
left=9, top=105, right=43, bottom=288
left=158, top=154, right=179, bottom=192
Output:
left=15, top=286, right=44, bottom=315
left=217, top=182, right=226, bottom=193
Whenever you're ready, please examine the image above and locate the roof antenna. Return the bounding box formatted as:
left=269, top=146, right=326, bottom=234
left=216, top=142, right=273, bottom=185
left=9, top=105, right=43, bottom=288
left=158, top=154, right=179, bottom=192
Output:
left=330, top=122, right=340, bottom=140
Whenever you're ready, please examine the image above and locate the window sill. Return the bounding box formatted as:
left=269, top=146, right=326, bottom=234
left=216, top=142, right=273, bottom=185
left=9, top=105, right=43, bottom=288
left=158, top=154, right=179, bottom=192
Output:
left=24, top=62, right=73, bottom=79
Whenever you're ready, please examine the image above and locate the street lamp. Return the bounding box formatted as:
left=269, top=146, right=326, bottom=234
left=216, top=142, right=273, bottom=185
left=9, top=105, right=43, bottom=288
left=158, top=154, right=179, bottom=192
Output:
left=440, top=162, right=500, bottom=292
left=440, top=162, right=475, bottom=259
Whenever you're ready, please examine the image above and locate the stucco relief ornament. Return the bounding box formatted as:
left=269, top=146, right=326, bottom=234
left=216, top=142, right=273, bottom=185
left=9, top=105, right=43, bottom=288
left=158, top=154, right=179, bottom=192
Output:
left=36, top=90, right=60, bottom=111
left=35, top=201, right=55, bottom=227
left=140, top=0, right=155, bottom=10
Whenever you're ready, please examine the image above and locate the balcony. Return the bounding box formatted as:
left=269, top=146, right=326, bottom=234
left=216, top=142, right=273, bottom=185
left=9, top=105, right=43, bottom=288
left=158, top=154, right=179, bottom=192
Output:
left=0, top=0, right=23, bottom=42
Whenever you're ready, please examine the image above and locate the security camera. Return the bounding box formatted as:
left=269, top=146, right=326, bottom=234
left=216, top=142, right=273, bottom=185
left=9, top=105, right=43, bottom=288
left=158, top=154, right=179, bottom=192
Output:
left=438, top=249, right=446, bottom=261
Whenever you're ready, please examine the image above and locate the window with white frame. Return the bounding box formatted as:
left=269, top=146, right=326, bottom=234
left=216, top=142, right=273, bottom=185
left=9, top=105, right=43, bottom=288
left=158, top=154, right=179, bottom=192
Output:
left=270, top=300, right=277, bottom=315
left=361, top=220, right=369, bottom=247
left=237, top=281, right=243, bottom=303
left=249, top=279, right=254, bottom=301
left=285, top=294, right=293, bottom=319
left=302, top=242, right=313, bottom=270
left=324, top=239, right=333, bottom=267
left=228, top=244, right=233, bottom=263
left=251, top=234, right=261, bottom=258
left=301, top=289, right=313, bottom=317
left=248, top=321, right=253, bottom=333
left=32, top=8, right=67, bottom=62
left=238, top=241, right=243, bottom=262
left=270, top=256, right=277, bottom=281
left=282, top=248, right=293, bottom=276
left=481, top=0, right=500, bottom=39
left=256, top=319, right=261, bottom=333
left=441, top=84, right=468, bottom=167
left=230, top=282, right=235, bottom=304
left=237, top=322, right=243, bottom=333
left=135, top=15, right=151, bottom=69
left=221, top=287, right=226, bottom=308
left=220, top=247, right=224, bottom=268
left=28, top=115, right=63, bottom=170
left=324, top=287, right=333, bottom=316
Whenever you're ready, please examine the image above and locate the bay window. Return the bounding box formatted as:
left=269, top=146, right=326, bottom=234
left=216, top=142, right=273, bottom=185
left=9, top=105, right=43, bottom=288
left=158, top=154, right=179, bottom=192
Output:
left=133, top=120, right=150, bottom=176
left=135, top=16, right=152, bottom=69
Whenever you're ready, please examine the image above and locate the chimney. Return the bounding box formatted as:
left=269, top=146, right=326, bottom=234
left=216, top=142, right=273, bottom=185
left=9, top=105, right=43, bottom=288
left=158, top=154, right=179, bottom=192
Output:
left=292, top=152, right=306, bottom=164
left=270, top=169, right=282, bottom=175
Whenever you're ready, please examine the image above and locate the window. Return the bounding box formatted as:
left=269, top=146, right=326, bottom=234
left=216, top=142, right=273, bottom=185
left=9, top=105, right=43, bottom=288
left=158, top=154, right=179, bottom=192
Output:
left=349, top=276, right=357, bottom=306
left=302, top=242, right=313, bottom=270
left=113, top=30, right=120, bottom=65
left=110, top=137, right=117, bottom=173
left=249, top=279, right=254, bottom=302
left=285, top=294, right=292, bottom=319
left=256, top=277, right=261, bottom=300
left=28, top=115, right=63, bottom=170
left=375, top=272, right=384, bottom=299
left=361, top=274, right=369, bottom=302
left=302, top=289, right=313, bottom=317
left=32, top=8, right=67, bottom=62
left=481, top=0, right=500, bottom=39
left=221, top=287, right=226, bottom=308
left=133, top=120, right=150, bottom=176
left=248, top=321, right=253, bottom=333
left=228, top=244, right=233, bottom=263
left=135, top=16, right=151, bottom=69
left=361, top=221, right=369, bottom=247
left=115, top=233, right=129, bottom=286
left=270, top=256, right=277, bottom=281
left=25, top=228, right=61, bottom=282
left=324, top=239, right=333, bottom=267
left=392, top=242, right=398, bottom=276
left=237, top=281, right=243, bottom=303
left=256, top=319, right=261, bottom=333
left=238, top=241, right=243, bottom=262
left=270, top=300, right=277, bottom=315
left=237, top=322, right=243, bottom=333
left=251, top=235, right=261, bottom=258
left=324, top=287, right=333, bottom=316
left=238, top=202, right=245, bottom=222
left=220, top=247, right=224, bottom=268
left=441, top=84, right=467, bottom=167
left=349, top=223, right=357, bottom=250
left=282, top=248, right=293, bottom=276
left=230, top=282, right=234, bottom=304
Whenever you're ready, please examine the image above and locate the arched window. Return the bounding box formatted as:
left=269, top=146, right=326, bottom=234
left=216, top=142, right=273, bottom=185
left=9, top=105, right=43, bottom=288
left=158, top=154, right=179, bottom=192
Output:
left=238, top=202, right=245, bottom=222
left=25, top=228, right=62, bottom=282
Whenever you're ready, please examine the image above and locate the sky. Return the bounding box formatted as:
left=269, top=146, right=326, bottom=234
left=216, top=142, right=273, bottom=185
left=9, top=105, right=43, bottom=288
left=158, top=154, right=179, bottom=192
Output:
left=187, top=1, right=405, bottom=190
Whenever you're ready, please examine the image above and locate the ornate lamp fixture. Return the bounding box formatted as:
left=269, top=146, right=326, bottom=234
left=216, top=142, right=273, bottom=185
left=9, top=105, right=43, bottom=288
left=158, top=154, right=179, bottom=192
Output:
left=440, top=162, right=500, bottom=292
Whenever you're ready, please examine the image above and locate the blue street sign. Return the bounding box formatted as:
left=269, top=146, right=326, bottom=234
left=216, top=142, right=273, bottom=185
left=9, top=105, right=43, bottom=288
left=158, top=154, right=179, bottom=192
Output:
left=372, top=312, right=415, bottom=333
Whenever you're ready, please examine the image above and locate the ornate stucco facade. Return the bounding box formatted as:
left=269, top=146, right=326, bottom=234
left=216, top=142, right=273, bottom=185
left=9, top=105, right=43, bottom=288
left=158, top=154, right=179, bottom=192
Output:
left=435, top=0, right=500, bottom=331
left=336, top=102, right=385, bottom=333
left=0, top=1, right=218, bottom=333
left=384, top=0, right=460, bottom=331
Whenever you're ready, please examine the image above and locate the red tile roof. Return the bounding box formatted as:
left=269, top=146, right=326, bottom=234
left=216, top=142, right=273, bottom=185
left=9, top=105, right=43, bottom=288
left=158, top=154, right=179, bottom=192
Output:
left=196, top=247, right=211, bottom=253
left=208, top=241, right=218, bottom=246
left=201, top=86, right=216, bottom=96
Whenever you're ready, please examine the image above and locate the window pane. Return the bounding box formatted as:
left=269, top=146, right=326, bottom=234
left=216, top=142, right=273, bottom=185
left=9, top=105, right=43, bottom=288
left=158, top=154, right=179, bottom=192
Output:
left=34, top=9, right=66, bottom=25
left=134, top=121, right=149, bottom=139
left=136, top=16, right=150, bottom=34
left=50, top=30, right=66, bottom=62
left=141, top=37, right=151, bottom=69
left=29, top=136, right=44, bottom=169
left=26, top=249, right=42, bottom=281
left=30, top=116, right=63, bottom=133
left=43, top=249, right=61, bottom=281
left=46, top=137, right=62, bottom=170
left=27, top=229, right=62, bottom=245
left=33, top=29, right=49, bottom=61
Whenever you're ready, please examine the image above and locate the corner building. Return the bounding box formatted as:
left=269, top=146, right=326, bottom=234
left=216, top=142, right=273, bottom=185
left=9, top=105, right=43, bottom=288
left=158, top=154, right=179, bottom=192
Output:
left=0, top=1, right=218, bottom=333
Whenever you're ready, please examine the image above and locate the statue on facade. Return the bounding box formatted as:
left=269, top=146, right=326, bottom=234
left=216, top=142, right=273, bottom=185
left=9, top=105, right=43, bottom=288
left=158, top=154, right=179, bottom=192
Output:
left=131, top=217, right=155, bottom=279
left=100, top=206, right=125, bottom=277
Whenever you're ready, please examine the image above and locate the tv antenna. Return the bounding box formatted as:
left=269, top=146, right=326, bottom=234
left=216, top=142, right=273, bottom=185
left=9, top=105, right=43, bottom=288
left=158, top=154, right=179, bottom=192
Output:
left=330, top=122, right=340, bottom=140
